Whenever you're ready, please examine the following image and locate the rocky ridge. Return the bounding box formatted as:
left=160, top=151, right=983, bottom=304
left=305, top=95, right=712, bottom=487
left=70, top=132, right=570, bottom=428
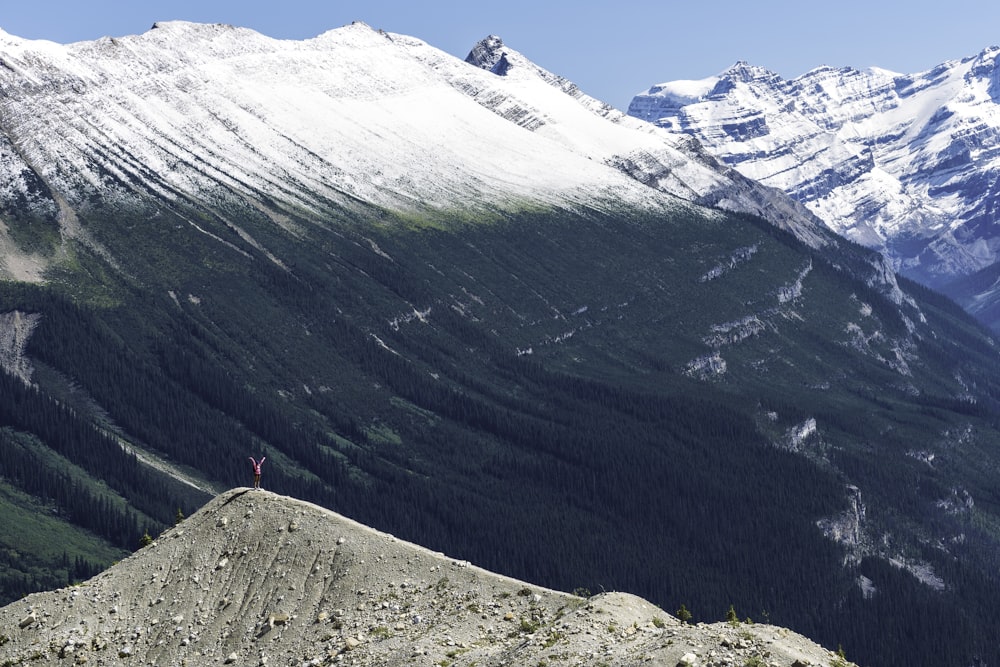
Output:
left=0, top=489, right=852, bottom=667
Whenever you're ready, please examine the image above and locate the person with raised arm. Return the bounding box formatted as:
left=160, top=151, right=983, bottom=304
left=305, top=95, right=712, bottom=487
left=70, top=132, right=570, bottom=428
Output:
left=249, top=456, right=266, bottom=489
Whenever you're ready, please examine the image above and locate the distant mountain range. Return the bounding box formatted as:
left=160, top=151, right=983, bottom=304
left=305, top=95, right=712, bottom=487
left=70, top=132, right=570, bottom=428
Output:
left=627, top=47, right=1000, bottom=330
left=3, top=21, right=1000, bottom=666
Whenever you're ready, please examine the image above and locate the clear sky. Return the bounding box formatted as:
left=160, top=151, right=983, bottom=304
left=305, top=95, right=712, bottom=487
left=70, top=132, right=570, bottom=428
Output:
left=3, top=0, right=999, bottom=111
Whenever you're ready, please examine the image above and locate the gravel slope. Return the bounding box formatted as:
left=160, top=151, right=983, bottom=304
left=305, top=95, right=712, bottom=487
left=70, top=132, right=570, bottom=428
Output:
left=0, top=488, right=854, bottom=666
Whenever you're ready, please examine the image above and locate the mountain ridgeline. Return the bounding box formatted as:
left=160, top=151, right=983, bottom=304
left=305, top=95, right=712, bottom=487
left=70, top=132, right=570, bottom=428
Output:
left=1, top=21, right=1000, bottom=666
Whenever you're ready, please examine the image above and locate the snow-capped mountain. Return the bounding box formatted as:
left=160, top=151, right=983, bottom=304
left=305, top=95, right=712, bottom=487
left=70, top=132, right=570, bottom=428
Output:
left=0, top=21, right=839, bottom=285
left=628, top=49, right=1000, bottom=316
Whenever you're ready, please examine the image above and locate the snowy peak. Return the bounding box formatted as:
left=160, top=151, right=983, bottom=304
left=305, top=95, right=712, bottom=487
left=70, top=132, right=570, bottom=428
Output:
left=717, top=60, right=784, bottom=87
left=966, top=45, right=1000, bottom=97
left=627, top=46, right=1000, bottom=311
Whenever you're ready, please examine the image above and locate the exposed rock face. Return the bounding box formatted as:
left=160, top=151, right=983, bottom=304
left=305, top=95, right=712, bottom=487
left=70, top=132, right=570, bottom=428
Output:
left=0, top=489, right=853, bottom=666
left=817, top=485, right=866, bottom=564
left=0, top=309, right=40, bottom=383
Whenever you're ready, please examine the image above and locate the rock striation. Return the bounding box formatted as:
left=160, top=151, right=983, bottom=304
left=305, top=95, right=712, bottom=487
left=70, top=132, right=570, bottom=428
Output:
left=0, top=488, right=852, bottom=666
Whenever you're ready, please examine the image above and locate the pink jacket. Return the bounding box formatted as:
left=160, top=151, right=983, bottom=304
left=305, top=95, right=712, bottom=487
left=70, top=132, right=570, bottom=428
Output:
left=249, top=456, right=265, bottom=475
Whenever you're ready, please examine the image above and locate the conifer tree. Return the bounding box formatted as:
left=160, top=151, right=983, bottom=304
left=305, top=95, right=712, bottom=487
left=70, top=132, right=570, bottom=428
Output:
left=726, top=604, right=738, bottom=626
left=676, top=604, right=692, bottom=624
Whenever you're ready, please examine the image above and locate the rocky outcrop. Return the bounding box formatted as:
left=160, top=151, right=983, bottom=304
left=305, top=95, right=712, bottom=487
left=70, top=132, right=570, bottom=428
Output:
left=0, top=489, right=854, bottom=666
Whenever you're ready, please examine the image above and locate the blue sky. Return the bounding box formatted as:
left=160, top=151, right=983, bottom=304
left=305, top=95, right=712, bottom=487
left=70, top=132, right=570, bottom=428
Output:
left=4, top=1, right=999, bottom=111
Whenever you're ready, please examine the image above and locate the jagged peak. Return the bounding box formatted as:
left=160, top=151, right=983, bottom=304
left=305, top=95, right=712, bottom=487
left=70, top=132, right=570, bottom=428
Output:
left=970, top=44, right=1000, bottom=69
left=967, top=45, right=1000, bottom=98
left=721, top=60, right=783, bottom=84
left=705, top=61, right=784, bottom=97
left=465, top=34, right=507, bottom=71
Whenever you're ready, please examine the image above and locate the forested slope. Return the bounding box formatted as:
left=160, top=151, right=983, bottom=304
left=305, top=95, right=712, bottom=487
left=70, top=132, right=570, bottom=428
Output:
left=3, top=198, right=1000, bottom=665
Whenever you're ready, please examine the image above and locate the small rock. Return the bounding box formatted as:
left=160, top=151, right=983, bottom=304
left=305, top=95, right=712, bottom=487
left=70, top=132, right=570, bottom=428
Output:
left=268, top=612, right=290, bottom=628
left=225, top=652, right=238, bottom=663
left=678, top=652, right=698, bottom=666
left=18, top=612, right=37, bottom=628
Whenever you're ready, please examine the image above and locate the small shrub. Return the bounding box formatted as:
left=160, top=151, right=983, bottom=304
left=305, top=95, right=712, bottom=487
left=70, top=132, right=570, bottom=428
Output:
left=676, top=603, right=692, bottom=624
left=543, top=630, right=565, bottom=648
left=652, top=616, right=665, bottom=629
left=831, top=644, right=849, bottom=667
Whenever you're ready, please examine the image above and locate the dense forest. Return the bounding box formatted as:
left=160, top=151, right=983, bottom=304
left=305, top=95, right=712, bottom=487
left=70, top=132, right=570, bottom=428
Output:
left=4, top=202, right=1000, bottom=666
